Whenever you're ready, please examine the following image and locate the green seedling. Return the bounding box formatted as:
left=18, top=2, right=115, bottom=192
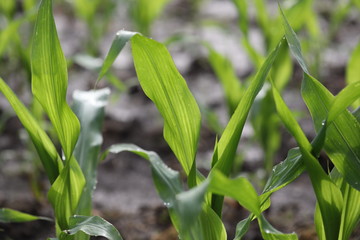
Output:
left=0, top=1, right=122, bottom=239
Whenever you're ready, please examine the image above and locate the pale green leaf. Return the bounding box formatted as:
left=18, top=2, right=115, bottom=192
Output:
left=72, top=88, right=110, bottom=217
left=62, top=215, right=123, bottom=240
left=0, top=77, right=62, bottom=183
left=131, top=34, right=201, bottom=182
left=31, top=0, right=80, bottom=160
left=0, top=208, right=52, bottom=223
left=97, top=31, right=137, bottom=82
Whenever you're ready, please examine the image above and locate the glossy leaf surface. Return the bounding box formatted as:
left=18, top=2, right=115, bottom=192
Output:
left=72, top=88, right=110, bottom=217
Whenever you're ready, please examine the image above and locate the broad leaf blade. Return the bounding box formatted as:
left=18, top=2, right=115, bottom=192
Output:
left=0, top=208, right=52, bottom=223
left=31, top=0, right=80, bottom=160
left=131, top=34, right=201, bottom=180
left=72, top=88, right=110, bottom=216
left=0, top=77, right=62, bottom=183
left=62, top=215, right=123, bottom=240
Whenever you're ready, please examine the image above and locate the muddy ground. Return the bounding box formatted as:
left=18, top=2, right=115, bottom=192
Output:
left=1, top=0, right=360, bottom=239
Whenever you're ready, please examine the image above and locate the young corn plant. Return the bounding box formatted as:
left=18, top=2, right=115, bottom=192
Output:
left=95, top=19, right=298, bottom=240
left=96, top=3, right=359, bottom=239
left=0, top=1, right=122, bottom=239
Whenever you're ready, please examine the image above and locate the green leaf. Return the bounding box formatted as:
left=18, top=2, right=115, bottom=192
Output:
left=104, top=143, right=226, bottom=240
left=262, top=148, right=304, bottom=195
left=281, top=0, right=360, bottom=191
left=131, top=34, right=201, bottom=184
left=0, top=208, right=52, bottom=223
left=0, top=77, right=62, bottom=183
left=346, top=41, right=360, bottom=109
left=206, top=44, right=243, bottom=115
left=62, top=215, right=123, bottom=240
left=72, top=88, right=110, bottom=217
left=258, top=214, right=298, bottom=240
left=330, top=169, right=360, bottom=240
left=193, top=206, right=227, bottom=240
left=209, top=170, right=260, bottom=216
left=233, top=217, right=252, bottom=240
left=302, top=74, right=360, bottom=191
left=280, top=4, right=309, bottom=74
left=271, top=80, right=343, bottom=240
left=31, top=0, right=80, bottom=161
left=327, top=81, right=360, bottom=123
left=48, top=157, right=86, bottom=231
left=209, top=38, right=282, bottom=215
left=104, top=144, right=182, bottom=203
left=97, top=31, right=137, bottom=82
left=212, top=40, right=282, bottom=176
